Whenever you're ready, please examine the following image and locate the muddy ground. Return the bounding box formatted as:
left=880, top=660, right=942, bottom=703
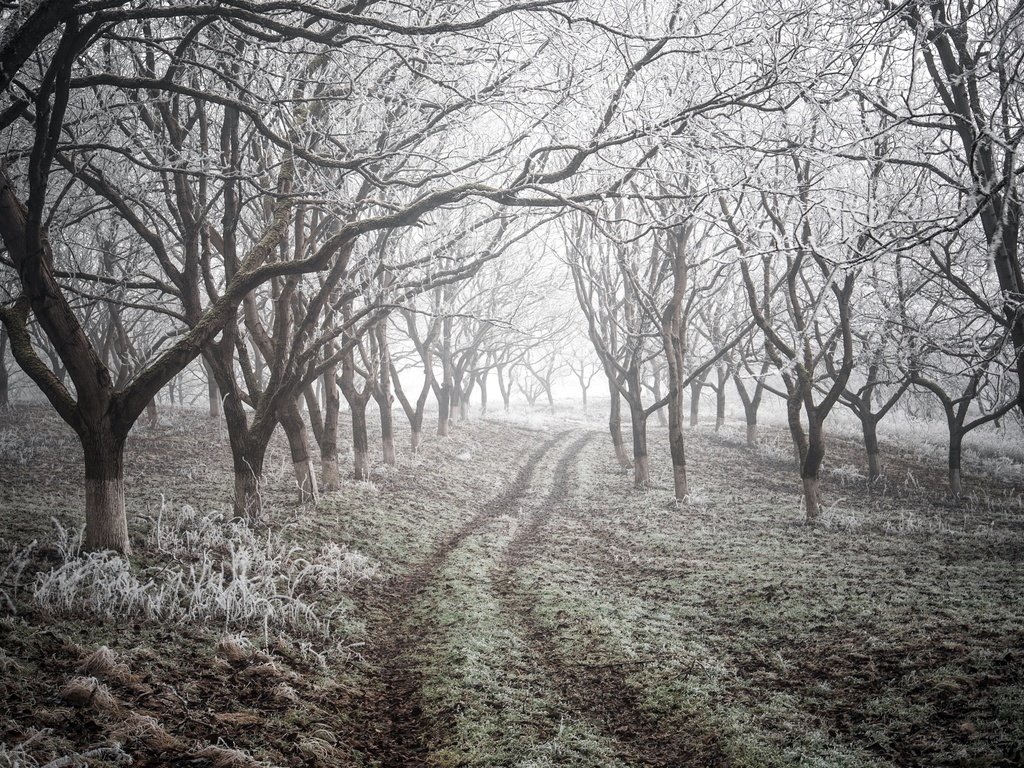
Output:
left=1, top=404, right=1022, bottom=767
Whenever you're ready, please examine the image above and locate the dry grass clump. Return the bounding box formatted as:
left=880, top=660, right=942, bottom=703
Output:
left=58, top=676, right=117, bottom=711
left=216, top=634, right=251, bottom=664
left=193, top=744, right=264, bottom=768
left=212, top=712, right=262, bottom=727
left=296, top=735, right=338, bottom=763
left=239, top=660, right=293, bottom=682
left=110, top=712, right=180, bottom=753
left=269, top=682, right=300, bottom=705
left=76, top=645, right=130, bottom=683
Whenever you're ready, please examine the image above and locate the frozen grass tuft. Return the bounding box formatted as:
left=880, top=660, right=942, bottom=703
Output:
left=111, top=712, right=180, bottom=752
left=819, top=506, right=862, bottom=532
left=216, top=633, right=251, bottom=663
left=59, top=676, right=118, bottom=711
left=0, top=538, right=35, bottom=613
left=27, top=502, right=379, bottom=638
left=0, top=426, right=48, bottom=466
left=193, top=745, right=264, bottom=768
left=0, top=736, right=132, bottom=768
left=76, top=645, right=129, bottom=683
left=880, top=509, right=1013, bottom=540
left=754, top=435, right=792, bottom=464
left=828, top=464, right=866, bottom=486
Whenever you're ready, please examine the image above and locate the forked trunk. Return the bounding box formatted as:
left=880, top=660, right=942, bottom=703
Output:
left=82, top=428, right=129, bottom=554
left=280, top=402, right=318, bottom=504
left=745, top=421, right=757, bottom=446
left=411, top=428, right=422, bottom=454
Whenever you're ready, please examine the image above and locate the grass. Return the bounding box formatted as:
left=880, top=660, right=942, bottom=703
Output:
left=0, top=402, right=1022, bottom=766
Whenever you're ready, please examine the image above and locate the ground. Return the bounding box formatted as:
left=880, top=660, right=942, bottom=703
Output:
left=0, top=404, right=1022, bottom=767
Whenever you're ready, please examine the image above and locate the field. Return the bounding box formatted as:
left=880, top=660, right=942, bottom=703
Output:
left=1, top=404, right=1022, bottom=767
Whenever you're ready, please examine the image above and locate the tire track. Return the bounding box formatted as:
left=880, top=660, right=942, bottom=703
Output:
left=356, top=430, right=569, bottom=767
left=493, top=433, right=729, bottom=768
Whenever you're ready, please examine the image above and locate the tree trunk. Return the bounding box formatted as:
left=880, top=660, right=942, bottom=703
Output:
left=321, top=364, right=341, bottom=491
left=801, top=415, right=825, bottom=523
left=715, top=365, right=727, bottom=431
left=280, top=401, right=319, bottom=504
left=862, top=415, right=881, bottom=484
left=609, top=383, right=632, bottom=469
left=81, top=427, right=130, bottom=554
left=1, top=329, right=11, bottom=407
left=733, top=364, right=767, bottom=448
left=801, top=475, right=821, bottom=523
left=450, top=381, right=462, bottom=423
left=786, top=391, right=807, bottom=470
left=653, top=371, right=667, bottom=426
left=688, top=380, right=701, bottom=427
left=436, top=386, right=451, bottom=437
left=630, top=406, right=650, bottom=487
left=478, top=373, right=488, bottom=415
left=352, top=400, right=370, bottom=480
left=497, top=365, right=512, bottom=412
left=948, top=430, right=963, bottom=498
left=145, top=398, right=158, bottom=429
left=203, top=357, right=221, bottom=419
left=373, top=325, right=397, bottom=466
left=233, top=435, right=269, bottom=520
left=379, top=400, right=396, bottom=466
left=668, top=391, right=687, bottom=500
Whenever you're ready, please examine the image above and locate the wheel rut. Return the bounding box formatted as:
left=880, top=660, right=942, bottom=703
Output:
left=354, top=430, right=569, bottom=767
left=493, top=433, right=729, bottom=768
